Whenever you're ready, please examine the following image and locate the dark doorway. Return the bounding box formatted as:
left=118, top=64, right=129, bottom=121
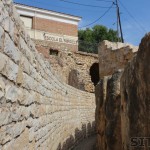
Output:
left=90, top=63, right=99, bottom=86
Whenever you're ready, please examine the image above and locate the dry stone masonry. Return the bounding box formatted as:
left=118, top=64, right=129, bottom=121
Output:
left=0, top=1, right=96, bottom=149
left=34, top=39, right=99, bottom=93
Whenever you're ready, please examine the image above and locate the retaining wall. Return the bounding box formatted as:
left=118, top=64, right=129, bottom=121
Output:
left=0, top=1, right=95, bottom=149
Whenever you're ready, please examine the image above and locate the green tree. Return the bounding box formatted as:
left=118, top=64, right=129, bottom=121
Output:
left=78, top=25, right=120, bottom=54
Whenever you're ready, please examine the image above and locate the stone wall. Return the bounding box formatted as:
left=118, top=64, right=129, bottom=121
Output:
left=35, top=40, right=99, bottom=93
left=99, top=40, right=138, bottom=78
left=34, top=39, right=78, bottom=54
left=95, top=71, right=122, bottom=150
left=121, top=33, right=150, bottom=150
left=35, top=39, right=138, bottom=93
left=0, top=1, right=96, bottom=149
left=96, top=34, right=150, bottom=149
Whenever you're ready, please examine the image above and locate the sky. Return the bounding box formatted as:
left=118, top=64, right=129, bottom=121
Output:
left=14, top=0, right=150, bottom=46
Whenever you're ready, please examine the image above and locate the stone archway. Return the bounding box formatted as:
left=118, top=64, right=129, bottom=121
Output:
left=90, top=63, right=99, bottom=86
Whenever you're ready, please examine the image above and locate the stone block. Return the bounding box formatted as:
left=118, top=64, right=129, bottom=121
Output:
left=4, top=60, right=18, bottom=82
left=0, top=91, right=4, bottom=99
left=5, top=85, right=18, bottom=102
left=4, top=33, right=21, bottom=64
left=0, top=8, right=9, bottom=32
left=0, top=26, right=4, bottom=51
left=16, top=61, right=24, bottom=85
left=0, top=53, right=8, bottom=72
left=0, top=78, right=5, bottom=92
left=0, top=109, right=11, bottom=127
left=3, top=128, right=29, bottom=150
left=22, top=73, right=37, bottom=90
left=21, top=56, right=30, bottom=75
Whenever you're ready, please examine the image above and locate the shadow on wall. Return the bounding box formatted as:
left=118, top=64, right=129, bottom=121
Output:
left=68, top=69, right=85, bottom=91
left=57, top=121, right=96, bottom=150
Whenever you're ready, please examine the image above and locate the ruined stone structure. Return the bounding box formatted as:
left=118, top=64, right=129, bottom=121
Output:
left=95, top=71, right=123, bottom=150
left=121, top=33, right=150, bottom=150
left=35, top=40, right=99, bottom=93
left=95, top=41, right=138, bottom=150
left=95, top=34, right=150, bottom=149
left=99, top=40, right=138, bottom=78
left=0, top=1, right=96, bottom=149
left=14, top=3, right=99, bottom=93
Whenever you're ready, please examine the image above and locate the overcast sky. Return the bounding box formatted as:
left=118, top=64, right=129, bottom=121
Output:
left=14, top=0, right=150, bottom=46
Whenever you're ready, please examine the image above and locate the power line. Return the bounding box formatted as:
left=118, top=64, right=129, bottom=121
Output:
left=58, top=0, right=115, bottom=8
left=26, top=0, right=115, bottom=12
left=118, top=0, right=147, bottom=33
left=17, top=0, right=112, bottom=12
left=79, top=3, right=114, bottom=29
left=122, top=15, right=145, bottom=34
left=95, top=0, right=113, bottom=2
left=120, top=15, right=146, bottom=43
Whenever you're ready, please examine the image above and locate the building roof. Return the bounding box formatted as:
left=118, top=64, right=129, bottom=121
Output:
left=15, top=2, right=82, bottom=25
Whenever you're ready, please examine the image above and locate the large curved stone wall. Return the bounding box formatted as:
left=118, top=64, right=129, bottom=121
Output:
left=0, top=1, right=95, bottom=149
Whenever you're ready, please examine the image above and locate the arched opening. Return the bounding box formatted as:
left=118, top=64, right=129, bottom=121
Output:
left=90, top=63, right=99, bottom=86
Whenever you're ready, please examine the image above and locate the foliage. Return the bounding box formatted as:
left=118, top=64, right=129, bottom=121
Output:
left=78, top=25, right=120, bottom=54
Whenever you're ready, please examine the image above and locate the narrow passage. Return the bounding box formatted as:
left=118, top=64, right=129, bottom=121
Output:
left=73, top=135, right=97, bottom=150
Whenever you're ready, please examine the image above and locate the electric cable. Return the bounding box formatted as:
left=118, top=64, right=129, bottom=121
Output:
left=79, top=3, right=114, bottom=29
left=118, top=0, right=147, bottom=33
left=58, top=0, right=115, bottom=8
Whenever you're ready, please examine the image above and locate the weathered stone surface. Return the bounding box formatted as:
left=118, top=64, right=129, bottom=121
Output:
left=96, top=34, right=150, bottom=150
left=0, top=26, right=5, bottom=51
left=0, top=91, right=4, bottom=99
left=0, top=53, right=8, bottom=72
left=3, top=128, right=29, bottom=150
left=16, top=61, right=24, bottom=85
left=35, top=40, right=99, bottom=93
left=0, top=108, right=11, bottom=126
left=121, top=33, right=150, bottom=150
left=4, top=33, right=21, bottom=64
left=0, top=1, right=96, bottom=150
left=95, top=71, right=122, bottom=150
left=98, top=40, right=138, bottom=78
left=0, top=79, right=5, bottom=92
left=5, top=85, right=18, bottom=102
left=1, top=58, right=18, bottom=81
left=95, top=77, right=109, bottom=150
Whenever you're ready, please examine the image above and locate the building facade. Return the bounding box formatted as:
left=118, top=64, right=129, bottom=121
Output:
left=15, top=3, right=99, bottom=93
left=15, top=3, right=81, bottom=52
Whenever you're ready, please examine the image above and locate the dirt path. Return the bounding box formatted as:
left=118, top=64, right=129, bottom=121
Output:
left=73, top=135, right=97, bottom=150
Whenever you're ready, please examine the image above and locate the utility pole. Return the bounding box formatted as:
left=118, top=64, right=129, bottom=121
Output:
left=115, top=0, right=124, bottom=43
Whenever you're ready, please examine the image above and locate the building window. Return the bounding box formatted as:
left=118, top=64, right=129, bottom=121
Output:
left=20, top=15, right=33, bottom=29
left=49, top=49, right=59, bottom=56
